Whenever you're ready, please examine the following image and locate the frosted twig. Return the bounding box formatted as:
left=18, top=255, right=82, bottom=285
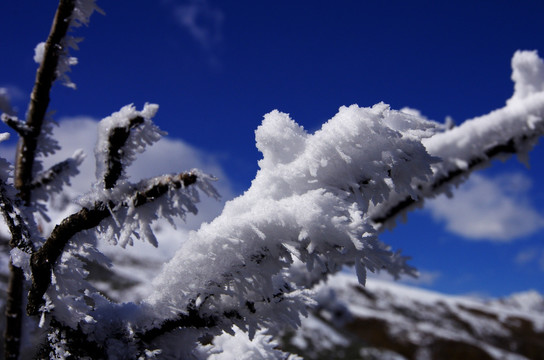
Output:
left=0, top=115, right=31, bottom=137
left=104, top=115, right=144, bottom=189
left=26, top=172, right=199, bottom=315
left=15, top=0, right=77, bottom=204
left=0, top=179, right=36, bottom=360
left=30, top=150, right=85, bottom=193
left=371, top=115, right=544, bottom=226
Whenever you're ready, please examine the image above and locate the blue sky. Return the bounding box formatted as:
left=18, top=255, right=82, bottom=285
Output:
left=1, top=1, right=544, bottom=298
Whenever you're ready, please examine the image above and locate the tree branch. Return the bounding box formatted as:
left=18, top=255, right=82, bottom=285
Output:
left=0, top=182, right=35, bottom=254
left=29, top=152, right=84, bottom=193
left=14, top=0, right=76, bottom=204
left=103, top=115, right=144, bottom=189
left=0, top=181, right=36, bottom=360
left=137, top=100, right=544, bottom=352
left=26, top=172, right=198, bottom=315
left=137, top=302, right=219, bottom=345
left=35, top=319, right=106, bottom=359
left=371, top=134, right=537, bottom=226
left=4, top=265, right=24, bottom=360
left=5, top=3, right=77, bottom=358
left=0, top=115, right=30, bottom=137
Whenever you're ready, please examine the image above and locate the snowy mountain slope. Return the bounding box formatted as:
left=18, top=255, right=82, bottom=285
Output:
left=280, top=272, right=544, bottom=360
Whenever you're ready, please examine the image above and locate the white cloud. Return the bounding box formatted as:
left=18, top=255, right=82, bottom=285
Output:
left=515, top=247, right=544, bottom=272
left=425, top=173, right=544, bottom=241
left=402, top=270, right=441, bottom=286
left=0, top=85, right=25, bottom=116
left=0, top=88, right=13, bottom=115
left=515, top=247, right=540, bottom=265
left=166, top=0, right=224, bottom=66
left=175, top=0, right=223, bottom=48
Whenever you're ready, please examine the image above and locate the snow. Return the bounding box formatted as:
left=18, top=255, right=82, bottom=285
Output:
left=293, top=313, right=350, bottom=350
left=33, top=42, right=45, bottom=64
left=301, top=271, right=544, bottom=360
left=147, top=102, right=442, bottom=328
left=509, top=50, right=544, bottom=105
left=199, top=326, right=302, bottom=360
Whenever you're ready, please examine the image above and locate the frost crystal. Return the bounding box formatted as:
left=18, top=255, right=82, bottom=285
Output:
left=47, top=329, right=71, bottom=360
left=32, top=149, right=85, bottom=204
left=73, top=0, right=104, bottom=27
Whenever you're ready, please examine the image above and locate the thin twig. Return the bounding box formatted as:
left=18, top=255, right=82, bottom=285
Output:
left=30, top=154, right=82, bottom=192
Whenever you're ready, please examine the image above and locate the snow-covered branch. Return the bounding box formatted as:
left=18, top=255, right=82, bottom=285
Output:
left=30, top=150, right=85, bottom=202
left=15, top=0, right=101, bottom=204
left=1, top=114, right=31, bottom=137
left=103, top=115, right=145, bottom=189
left=17, top=0, right=76, bottom=203
left=129, top=51, right=544, bottom=357
left=27, top=171, right=200, bottom=316
left=140, top=104, right=441, bottom=350
left=0, top=185, right=35, bottom=255
left=371, top=50, right=544, bottom=227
